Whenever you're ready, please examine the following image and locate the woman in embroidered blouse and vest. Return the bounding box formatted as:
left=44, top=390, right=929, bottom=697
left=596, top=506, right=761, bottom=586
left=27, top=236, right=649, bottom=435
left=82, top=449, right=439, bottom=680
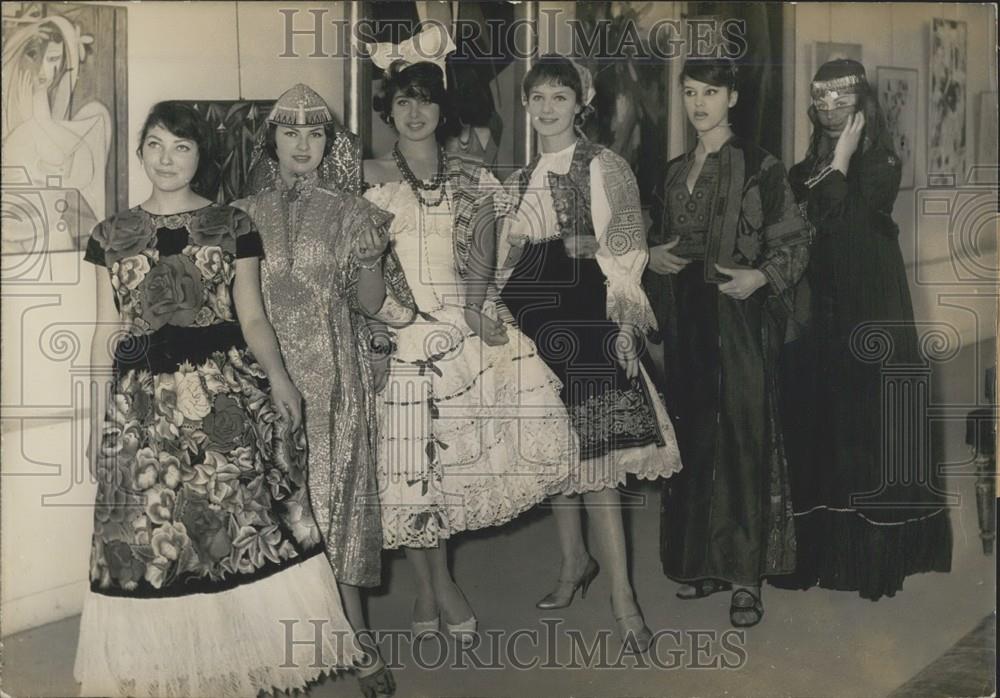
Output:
left=234, top=83, right=417, bottom=698
left=498, top=54, right=682, bottom=655
left=362, top=27, right=575, bottom=652
left=771, top=60, right=952, bottom=601
left=76, top=101, right=362, bottom=697
left=646, top=58, right=812, bottom=628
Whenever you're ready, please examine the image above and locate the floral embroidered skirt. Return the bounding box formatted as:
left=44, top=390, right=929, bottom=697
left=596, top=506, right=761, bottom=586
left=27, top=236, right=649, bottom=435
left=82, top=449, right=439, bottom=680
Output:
left=75, top=323, right=361, bottom=698
left=500, top=238, right=683, bottom=494
left=376, top=304, right=575, bottom=549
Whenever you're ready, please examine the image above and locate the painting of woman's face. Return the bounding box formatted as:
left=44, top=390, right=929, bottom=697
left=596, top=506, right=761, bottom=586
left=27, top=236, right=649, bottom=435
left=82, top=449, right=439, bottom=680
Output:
left=20, top=33, right=65, bottom=91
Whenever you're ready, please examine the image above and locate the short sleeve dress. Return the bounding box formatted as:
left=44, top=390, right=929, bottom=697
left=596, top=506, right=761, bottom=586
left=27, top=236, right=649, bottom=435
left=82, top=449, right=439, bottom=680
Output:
left=73, top=203, right=362, bottom=698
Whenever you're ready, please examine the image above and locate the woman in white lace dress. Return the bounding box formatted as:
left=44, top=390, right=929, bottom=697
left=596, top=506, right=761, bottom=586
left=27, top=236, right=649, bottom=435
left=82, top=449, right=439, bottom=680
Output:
left=363, top=55, right=574, bottom=645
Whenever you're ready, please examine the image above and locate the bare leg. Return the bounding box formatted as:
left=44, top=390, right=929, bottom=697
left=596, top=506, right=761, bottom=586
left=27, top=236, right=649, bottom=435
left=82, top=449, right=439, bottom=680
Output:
left=403, top=547, right=439, bottom=623
left=425, top=542, right=473, bottom=624
left=550, top=493, right=591, bottom=579
left=580, top=487, right=638, bottom=615
left=341, top=583, right=396, bottom=697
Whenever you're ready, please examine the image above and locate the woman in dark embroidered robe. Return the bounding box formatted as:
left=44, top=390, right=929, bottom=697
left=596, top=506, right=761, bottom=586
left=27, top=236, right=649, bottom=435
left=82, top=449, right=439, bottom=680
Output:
left=75, top=102, right=361, bottom=698
left=771, top=59, right=952, bottom=601
left=499, top=55, right=682, bottom=655
left=646, top=59, right=812, bottom=627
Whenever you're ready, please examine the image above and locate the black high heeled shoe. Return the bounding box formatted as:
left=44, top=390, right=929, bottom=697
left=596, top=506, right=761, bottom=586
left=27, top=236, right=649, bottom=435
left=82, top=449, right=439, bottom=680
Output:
left=535, top=556, right=600, bottom=610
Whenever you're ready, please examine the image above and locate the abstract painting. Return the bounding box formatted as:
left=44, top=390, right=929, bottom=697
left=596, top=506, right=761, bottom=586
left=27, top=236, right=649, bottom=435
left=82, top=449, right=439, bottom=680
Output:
left=181, top=100, right=274, bottom=204
left=876, top=67, right=918, bottom=189
left=929, top=18, right=967, bottom=178
left=1, top=1, right=127, bottom=254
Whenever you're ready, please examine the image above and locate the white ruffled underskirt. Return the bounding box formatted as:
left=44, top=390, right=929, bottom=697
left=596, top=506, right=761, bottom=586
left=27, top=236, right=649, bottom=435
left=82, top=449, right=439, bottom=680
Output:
left=73, top=553, right=364, bottom=698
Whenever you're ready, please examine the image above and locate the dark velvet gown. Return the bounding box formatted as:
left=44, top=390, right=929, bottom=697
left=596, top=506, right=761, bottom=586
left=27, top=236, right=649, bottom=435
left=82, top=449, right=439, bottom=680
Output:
left=772, top=140, right=953, bottom=600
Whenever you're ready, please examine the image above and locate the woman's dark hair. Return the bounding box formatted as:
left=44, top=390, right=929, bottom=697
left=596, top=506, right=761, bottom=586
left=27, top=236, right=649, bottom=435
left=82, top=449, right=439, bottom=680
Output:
left=137, top=101, right=219, bottom=199
left=373, top=60, right=458, bottom=143
left=521, top=54, right=594, bottom=125
left=680, top=58, right=739, bottom=92
left=262, top=121, right=339, bottom=162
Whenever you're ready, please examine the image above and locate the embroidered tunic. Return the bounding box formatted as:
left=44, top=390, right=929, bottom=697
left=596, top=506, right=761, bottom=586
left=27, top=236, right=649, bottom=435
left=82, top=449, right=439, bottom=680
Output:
left=648, top=137, right=812, bottom=586
left=234, top=172, right=416, bottom=586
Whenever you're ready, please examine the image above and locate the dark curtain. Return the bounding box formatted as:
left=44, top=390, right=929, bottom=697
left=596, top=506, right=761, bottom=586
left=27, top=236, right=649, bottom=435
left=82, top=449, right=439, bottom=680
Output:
left=691, top=2, right=784, bottom=157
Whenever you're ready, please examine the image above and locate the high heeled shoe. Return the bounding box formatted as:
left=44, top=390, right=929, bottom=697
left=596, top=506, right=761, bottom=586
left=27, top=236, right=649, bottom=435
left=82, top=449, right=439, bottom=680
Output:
left=614, top=603, right=653, bottom=656
left=445, top=614, right=478, bottom=648
left=535, top=556, right=600, bottom=610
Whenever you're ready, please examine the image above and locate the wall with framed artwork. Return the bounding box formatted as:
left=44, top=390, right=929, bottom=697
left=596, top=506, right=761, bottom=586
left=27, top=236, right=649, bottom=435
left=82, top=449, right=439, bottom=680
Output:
left=877, top=66, right=918, bottom=189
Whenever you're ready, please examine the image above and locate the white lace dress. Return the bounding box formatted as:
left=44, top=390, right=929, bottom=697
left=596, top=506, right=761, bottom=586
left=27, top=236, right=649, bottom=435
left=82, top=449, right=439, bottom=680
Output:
left=364, top=181, right=576, bottom=549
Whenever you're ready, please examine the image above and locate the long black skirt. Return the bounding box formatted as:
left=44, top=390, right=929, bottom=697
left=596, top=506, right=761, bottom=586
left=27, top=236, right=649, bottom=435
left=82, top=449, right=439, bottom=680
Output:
left=771, top=228, right=953, bottom=600
left=657, top=262, right=796, bottom=586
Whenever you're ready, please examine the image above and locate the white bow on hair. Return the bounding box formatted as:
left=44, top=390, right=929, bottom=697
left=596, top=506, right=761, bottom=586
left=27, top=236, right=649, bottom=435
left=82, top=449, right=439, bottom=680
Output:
left=367, top=23, right=457, bottom=87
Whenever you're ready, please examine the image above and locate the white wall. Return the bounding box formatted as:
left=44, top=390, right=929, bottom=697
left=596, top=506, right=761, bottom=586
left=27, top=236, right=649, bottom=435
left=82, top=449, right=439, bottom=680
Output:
left=1, top=0, right=351, bottom=637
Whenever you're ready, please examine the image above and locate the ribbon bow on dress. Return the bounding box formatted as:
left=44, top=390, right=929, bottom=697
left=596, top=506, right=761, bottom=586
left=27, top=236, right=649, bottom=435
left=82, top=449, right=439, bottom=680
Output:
left=367, top=23, right=457, bottom=87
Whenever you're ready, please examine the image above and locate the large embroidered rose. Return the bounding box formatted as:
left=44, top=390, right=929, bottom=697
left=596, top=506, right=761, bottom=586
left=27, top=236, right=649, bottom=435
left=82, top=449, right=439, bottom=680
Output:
left=187, top=206, right=234, bottom=249
left=146, top=486, right=177, bottom=524
left=135, top=447, right=160, bottom=491
left=105, top=540, right=146, bottom=590
left=202, top=394, right=248, bottom=451
left=94, top=209, right=158, bottom=260
left=112, top=255, right=152, bottom=292
left=150, top=521, right=189, bottom=562
left=140, top=254, right=205, bottom=330
left=180, top=495, right=233, bottom=562
left=175, top=371, right=212, bottom=421
left=193, top=246, right=226, bottom=281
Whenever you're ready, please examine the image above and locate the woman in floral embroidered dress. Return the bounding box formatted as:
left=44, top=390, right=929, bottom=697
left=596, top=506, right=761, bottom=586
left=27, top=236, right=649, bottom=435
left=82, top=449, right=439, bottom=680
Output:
left=236, top=83, right=416, bottom=698
left=75, top=102, right=361, bottom=698
left=362, top=32, right=575, bottom=648
left=498, top=55, right=682, bottom=655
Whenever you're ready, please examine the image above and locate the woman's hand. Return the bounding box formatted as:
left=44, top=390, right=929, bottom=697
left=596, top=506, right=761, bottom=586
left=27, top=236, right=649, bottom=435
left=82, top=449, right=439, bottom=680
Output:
left=613, top=327, right=640, bottom=380
left=355, top=223, right=390, bottom=265
left=270, top=373, right=303, bottom=432
left=464, top=305, right=509, bottom=346
left=648, top=239, right=690, bottom=274
left=833, top=111, right=866, bottom=173
left=715, top=265, right=768, bottom=300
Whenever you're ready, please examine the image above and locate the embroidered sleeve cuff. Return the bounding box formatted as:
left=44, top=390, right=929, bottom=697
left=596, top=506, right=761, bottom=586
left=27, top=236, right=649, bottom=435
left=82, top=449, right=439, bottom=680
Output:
left=758, top=256, right=787, bottom=296
left=606, top=280, right=659, bottom=336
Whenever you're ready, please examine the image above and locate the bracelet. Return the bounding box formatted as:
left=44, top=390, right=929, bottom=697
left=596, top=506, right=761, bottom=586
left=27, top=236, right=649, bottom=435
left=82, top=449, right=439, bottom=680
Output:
left=357, top=255, right=382, bottom=271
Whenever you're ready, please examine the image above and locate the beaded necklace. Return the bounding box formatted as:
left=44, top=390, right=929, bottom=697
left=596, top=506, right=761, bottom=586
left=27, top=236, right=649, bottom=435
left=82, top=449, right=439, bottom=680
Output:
left=393, top=143, right=448, bottom=207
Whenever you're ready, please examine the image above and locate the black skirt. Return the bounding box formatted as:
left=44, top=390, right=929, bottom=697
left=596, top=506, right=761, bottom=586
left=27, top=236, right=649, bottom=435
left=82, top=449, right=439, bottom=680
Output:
left=500, top=237, right=664, bottom=464
left=658, top=262, right=796, bottom=586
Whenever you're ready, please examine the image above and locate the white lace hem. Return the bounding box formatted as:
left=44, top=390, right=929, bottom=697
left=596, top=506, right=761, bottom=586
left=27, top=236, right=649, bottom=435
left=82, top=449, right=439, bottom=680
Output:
left=73, top=554, right=364, bottom=698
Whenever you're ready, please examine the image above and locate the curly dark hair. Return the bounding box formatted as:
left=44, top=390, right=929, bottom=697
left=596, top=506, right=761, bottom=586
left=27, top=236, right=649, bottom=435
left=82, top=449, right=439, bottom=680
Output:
left=373, top=60, right=458, bottom=143
left=137, top=102, right=219, bottom=199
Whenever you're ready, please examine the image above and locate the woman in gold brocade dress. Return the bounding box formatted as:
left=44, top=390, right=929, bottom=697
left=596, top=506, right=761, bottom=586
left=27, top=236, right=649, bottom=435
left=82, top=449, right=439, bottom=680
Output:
left=236, top=84, right=416, bottom=697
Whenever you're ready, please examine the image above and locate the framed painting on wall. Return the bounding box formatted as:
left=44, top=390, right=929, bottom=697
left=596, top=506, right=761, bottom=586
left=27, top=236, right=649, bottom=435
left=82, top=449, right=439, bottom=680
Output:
left=876, top=67, right=918, bottom=190
left=1, top=1, right=128, bottom=255
left=180, top=100, right=274, bottom=203
left=928, top=18, right=967, bottom=179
